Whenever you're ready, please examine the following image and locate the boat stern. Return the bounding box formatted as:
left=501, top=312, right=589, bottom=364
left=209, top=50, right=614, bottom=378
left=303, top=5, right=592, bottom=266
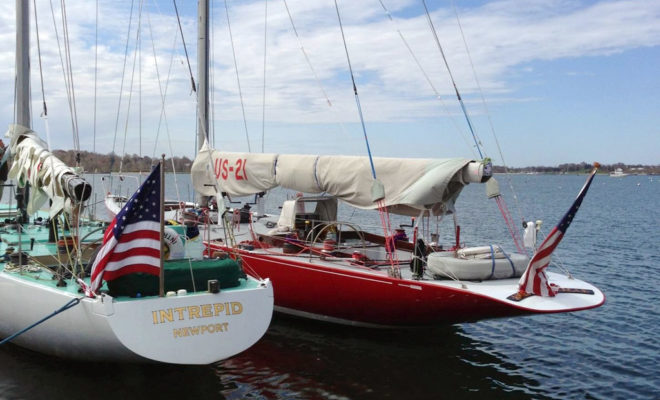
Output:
left=103, top=278, right=273, bottom=364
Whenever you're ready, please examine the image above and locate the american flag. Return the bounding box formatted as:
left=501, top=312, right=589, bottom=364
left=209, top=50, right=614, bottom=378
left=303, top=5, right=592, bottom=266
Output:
left=90, top=164, right=162, bottom=294
left=517, top=165, right=598, bottom=297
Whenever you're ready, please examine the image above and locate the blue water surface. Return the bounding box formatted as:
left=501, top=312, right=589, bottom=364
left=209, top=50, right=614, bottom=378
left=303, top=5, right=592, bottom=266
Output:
left=0, top=173, right=658, bottom=399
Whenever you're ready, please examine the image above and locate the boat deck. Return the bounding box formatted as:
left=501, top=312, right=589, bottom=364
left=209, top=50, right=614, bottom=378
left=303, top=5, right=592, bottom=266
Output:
left=202, top=215, right=605, bottom=316
left=0, top=218, right=262, bottom=301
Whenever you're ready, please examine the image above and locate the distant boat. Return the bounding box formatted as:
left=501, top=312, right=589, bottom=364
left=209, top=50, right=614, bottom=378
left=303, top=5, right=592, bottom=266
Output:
left=610, top=168, right=629, bottom=178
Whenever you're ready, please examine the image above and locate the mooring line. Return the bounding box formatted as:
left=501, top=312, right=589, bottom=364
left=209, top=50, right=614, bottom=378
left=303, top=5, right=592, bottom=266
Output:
left=0, top=296, right=82, bottom=346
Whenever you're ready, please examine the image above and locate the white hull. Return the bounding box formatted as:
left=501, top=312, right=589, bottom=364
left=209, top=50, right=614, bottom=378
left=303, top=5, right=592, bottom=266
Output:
left=609, top=168, right=628, bottom=178
left=0, top=272, right=273, bottom=364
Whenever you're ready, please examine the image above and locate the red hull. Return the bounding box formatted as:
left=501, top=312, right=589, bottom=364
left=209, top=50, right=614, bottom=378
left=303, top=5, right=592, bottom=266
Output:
left=222, top=248, right=531, bottom=327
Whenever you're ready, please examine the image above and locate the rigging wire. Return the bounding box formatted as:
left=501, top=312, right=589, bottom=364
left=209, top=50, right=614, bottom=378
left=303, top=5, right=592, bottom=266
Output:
left=35, top=2, right=92, bottom=232
left=172, top=0, right=197, bottom=94
left=451, top=1, right=525, bottom=225
left=118, top=0, right=145, bottom=174
left=283, top=0, right=330, bottom=105
left=146, top=1, right=185, bottom=205
left=377, top=0, right=476, bottom=159
left=33, top=0, right=58, bottom=218
left=138, top=8, right=142, bottom=158
left=224, top=0, right=252, bottom=152
left=261, top=0, right=268, bottom=153
left=59, top=0, right=81, bottom=155
left=94, top=0, right=98, bottom=154
left=111, top=0, right=136, bottom=165
left=48, top=0, right=80, bottom=155
left=333, top=0, right=376, bottom=180
left=334, top=0, right=400, bottom=277
left=32, top=0, right=48, bottom=121
left=447, top=2, right=524, bottom=251
left=421, top=0, right=485, bottom=160
left=173, top=0, right=211, bottom=156
left=88, top=0, right=99, bottom=220
left=210, top=0, right=216, bottom=147
left=12, top=75, right=16, bottom=127
left=173, top=0, right=213, bottom=157
left=33, top=0, right=55, bottom=181
left=168, top=0, right=218, bottom=200
left=282, top=0, right=354, bottom=141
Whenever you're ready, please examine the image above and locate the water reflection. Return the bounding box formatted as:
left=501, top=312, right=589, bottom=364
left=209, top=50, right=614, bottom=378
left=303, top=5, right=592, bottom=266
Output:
left=216, top=314, right=549, bottom=400
left=0, top=345, right=224, bottom=399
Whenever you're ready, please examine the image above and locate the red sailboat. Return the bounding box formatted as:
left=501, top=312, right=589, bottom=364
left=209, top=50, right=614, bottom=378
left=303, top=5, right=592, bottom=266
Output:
left=193, top=149, right=604, bottom=327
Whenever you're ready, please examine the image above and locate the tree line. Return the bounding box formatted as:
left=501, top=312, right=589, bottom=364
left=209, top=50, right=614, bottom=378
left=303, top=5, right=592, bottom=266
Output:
left=52, top=150, right=193, bottom=173
left=51, top=150, right=658, bottom=175
left=493, top=162, right=659, bottom=175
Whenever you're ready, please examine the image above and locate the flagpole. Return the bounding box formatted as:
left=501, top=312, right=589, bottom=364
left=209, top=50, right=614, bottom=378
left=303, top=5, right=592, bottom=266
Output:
left=513, top=162, right=600, bottom=299
left=159, top=155, right=165, bottom=297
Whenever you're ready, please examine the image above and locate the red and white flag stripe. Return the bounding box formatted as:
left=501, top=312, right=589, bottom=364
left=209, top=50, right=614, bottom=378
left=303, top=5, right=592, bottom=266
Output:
left=90, top=221, right=160, bottom=292
left=518, top=228, right=564, bottom=297
left=89, top=164, right=163, bottom=295
left=517, top=164, right=598, bottom=297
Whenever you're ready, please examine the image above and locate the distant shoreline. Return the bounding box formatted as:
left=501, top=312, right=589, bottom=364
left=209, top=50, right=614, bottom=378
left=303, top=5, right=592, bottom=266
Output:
left=51, top=149, right=659, bottom=175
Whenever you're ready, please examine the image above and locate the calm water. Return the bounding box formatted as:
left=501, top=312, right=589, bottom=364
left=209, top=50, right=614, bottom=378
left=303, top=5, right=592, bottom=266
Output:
left=1, top=173, right=658, bottom=399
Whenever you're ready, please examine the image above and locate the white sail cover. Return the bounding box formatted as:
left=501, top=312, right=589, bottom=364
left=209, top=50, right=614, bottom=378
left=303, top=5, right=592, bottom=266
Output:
left=6, top=124, right=85, bottom=216
left=192, top=142, right=278, bottom=197
left=191, top=145, right=490, bottom=216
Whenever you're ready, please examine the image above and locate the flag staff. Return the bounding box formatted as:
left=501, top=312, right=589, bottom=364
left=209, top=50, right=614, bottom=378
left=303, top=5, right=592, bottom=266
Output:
left=159, top=154, right=165, bottom=297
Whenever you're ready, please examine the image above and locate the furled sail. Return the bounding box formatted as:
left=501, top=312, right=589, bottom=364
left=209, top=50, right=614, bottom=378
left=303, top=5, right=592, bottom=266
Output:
left=192, top=145, right=490, bottom=216
left=191, top=141, right=278, bottom=197
left=6, top=124, right=91, bottom=216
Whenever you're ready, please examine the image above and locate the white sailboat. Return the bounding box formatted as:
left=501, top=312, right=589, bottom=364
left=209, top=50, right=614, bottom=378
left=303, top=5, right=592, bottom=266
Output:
left=0, top=0, right=273, bottom=364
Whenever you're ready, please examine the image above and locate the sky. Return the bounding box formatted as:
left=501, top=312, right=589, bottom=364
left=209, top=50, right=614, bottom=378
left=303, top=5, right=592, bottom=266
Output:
left=0, top=0, right=658, bottom=167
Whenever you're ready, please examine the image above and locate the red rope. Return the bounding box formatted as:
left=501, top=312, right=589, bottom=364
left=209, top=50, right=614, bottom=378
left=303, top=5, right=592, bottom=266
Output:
left=495, top=196, right=525, bottom=254
left=377, top=199, right=400, bottom=277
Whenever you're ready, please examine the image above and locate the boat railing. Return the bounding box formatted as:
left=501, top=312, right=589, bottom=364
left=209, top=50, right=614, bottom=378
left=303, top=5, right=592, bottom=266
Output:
left=305, top=220, right=367, bottom=260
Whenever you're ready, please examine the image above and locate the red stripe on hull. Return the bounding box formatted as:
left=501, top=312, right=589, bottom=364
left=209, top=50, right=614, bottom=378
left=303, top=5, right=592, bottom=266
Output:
left=229, top=249, right=529, bottom=326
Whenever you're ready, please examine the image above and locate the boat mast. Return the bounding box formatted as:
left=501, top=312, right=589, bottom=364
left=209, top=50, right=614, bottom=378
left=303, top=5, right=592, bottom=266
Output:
left=196, top=0, right=211, bottom=207
left=16, top=0, right=30, bottom=129
left=197, top=0, right=209, bottom=150
left=15, top=0, right=30, bottom=224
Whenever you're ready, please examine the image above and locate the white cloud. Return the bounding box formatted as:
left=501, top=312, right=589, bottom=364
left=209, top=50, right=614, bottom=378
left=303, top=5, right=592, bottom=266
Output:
left=0, top=0, right=658, bottom=161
